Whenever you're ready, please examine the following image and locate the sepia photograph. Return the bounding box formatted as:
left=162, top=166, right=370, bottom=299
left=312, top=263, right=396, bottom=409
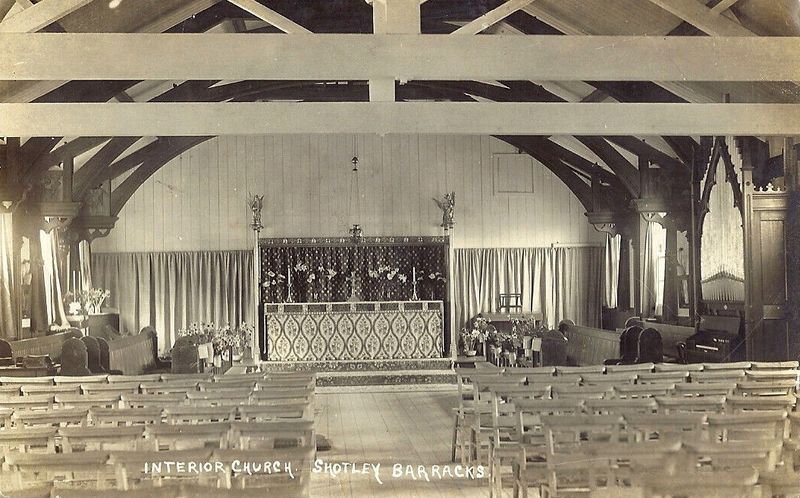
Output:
left=0, top=0, right=799, bottom=496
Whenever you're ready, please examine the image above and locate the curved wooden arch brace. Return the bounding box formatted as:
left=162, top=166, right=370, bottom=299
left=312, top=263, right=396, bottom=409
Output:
left=110, top=137, right=210, bottom=216
left=73, top=137, right=140, bottom=198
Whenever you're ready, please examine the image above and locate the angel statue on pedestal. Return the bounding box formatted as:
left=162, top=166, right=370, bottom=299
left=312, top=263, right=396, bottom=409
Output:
left=434, top=191, right=456, bottom=230
left=248, top=194, right=264, bottom=231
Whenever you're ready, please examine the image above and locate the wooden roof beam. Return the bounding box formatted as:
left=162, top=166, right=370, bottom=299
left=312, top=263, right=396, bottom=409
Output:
left=0, top=0, right=14, bottom=22
left=4, top=33, right=798, bottom=82
left=0, top=0, right=92, bottom=32
left=226, top=0, right=310, bottom=33
left=451, top=0, right=537, bottom=35
left=645, top=0, right=752, bottom=36
left=5, top=101, right=799, bottom=136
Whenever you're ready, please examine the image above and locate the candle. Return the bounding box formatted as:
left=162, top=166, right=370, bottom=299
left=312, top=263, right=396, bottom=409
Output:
left=413, top=266, right=416, bottom=282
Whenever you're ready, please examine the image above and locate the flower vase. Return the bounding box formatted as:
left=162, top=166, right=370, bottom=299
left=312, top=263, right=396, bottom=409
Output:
left=466, top=349, right=477, bottom=357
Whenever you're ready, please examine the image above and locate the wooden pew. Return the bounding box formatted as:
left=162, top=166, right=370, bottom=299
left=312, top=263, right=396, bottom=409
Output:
left=627, top=318, right=695, bottom=361
left=98, top=328, right=162, bottom=375
left=0, top=330, right=82, bottom=370
left=558, top=320, right=620, bottom=366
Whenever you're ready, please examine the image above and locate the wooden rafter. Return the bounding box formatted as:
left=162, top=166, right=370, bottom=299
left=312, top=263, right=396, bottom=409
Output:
left=3, top=33, right=797, bottom=82
left=451, top=0, right=536, bottom=35
left=0, top=0, right=14, bottom=22
left=709, top=0, right=742, bottom=16
left=0, top=0, right=93, bottom=32
left=645, top=0, right=752, bottom=36
left=226, top=0, right=310, bottom=33
left=73, top=137, right=139, bottom=198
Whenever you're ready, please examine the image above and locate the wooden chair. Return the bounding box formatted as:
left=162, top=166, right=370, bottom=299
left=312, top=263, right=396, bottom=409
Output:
left=0, top=427, right=57, bottom=453
left=237, top=404, right=311, bottom=422
left=1, top=394, right=54, bottom=410
left=672, top=382, right=737, bottom=397
left=0, top=376, right=54, bottom=385
left=580, top=372, right=638, bottom=386
left=584, top=398, right=657, bottom=415
left=11, top=408, right=88, bottom=428
left=542, top=440, right=681, bottom=498
left=54, top=375, right=109, bottom=385
left=140, top=381, right=198, bottom=395
left=228, top=420, right=315, bottom=450
left=512, top=399, right=585, bottom=496
left=164, top=405, right=236, bottom=425
left=706, top=410, right=787, bottom=442
left=212, top=446, right=315, bottom=494
left=655, top=395, right=726, bottom=414
left=702, top=361, right=751, bottom=371
left=121, top=393, right=187, bottom=409
left=0, top=406, right=13, bottom=428
left=498, top=293, right=522, bottom=313
left=0, top=385, right=21, bottom=398
left=452, top=368, right=505, bottom=464
left=551, top=384, right=613, bottom=400
left=750, top=361, right=800, bottom=370
left=186, top=389, right=253, bottom=406
left=55, top=393, right=120, bottom=409
left=82, top=382, right=141, bottom=395
left=637, top=371, right=689, bottom=384
left=605, top=362, right=655, bottom=374
left=3, top=451, right=112, bottom=490
left=89, top=407, right=163, bottom=426
left=555, top=365, right=605, bottom=375
left=653, top=362, right=703, bottom=373
left=20, top=384, right=80, bottom=396
left=624, top=412, right=707, bottom=442
left=613, top=383, right=675, bottom=399
left=108, top=449, right=215, bottom=490
left=690, top=370, right=746, bottom=383
left=725, top=393, right=796, bottom=413
left=107, top=373, right=162, bottom=383
left=735, top=379, right=796, bottom=396
left=503, top=366, right=556, bottom=376
left=635, top=467, right=759, bottom=498
left=744, top=368, right=799, bottom=382
left=160, top=373, right=213, bottom=382
left=58, top=426, right=145, bottom=452
left=683, top=439, right=783, bottom=473
left=144, top=422, right=230, bottom=451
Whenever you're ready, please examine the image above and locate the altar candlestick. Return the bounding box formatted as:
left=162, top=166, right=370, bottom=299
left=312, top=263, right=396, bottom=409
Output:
left=413, top=266, right=416, bottom=282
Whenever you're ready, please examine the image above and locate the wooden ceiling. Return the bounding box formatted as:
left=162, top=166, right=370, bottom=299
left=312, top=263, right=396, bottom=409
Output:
left=1, top=0, right=798, bottom=224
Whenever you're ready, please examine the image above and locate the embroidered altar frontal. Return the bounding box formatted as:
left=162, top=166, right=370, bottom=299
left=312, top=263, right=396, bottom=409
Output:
left=265, top=301, right=444, bottom=361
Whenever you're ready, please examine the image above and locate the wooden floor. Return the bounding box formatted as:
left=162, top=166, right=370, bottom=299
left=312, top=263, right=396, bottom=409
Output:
left=311, top=390, right=498, bottom=498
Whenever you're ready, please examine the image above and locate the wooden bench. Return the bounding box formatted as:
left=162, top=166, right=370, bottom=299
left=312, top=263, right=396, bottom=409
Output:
left=62, top=328, right=163, bottom=376
left=627, top=318, right=695, bottom=361
left=558, top=320, right=620, bottom=366
left=0, top=329, right=82, bottom=369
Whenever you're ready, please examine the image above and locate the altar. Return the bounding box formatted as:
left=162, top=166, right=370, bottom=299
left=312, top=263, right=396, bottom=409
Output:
left=265, top=301, right=444, bottom=361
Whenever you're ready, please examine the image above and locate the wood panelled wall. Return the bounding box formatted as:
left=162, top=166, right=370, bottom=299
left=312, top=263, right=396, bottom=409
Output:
left=92, top=135, right=602, bottom=252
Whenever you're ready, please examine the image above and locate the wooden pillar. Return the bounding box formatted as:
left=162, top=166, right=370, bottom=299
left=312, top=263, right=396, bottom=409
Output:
left=662, top=221, right=678, bottom=323
left=785, top=138, right=800, bottom=359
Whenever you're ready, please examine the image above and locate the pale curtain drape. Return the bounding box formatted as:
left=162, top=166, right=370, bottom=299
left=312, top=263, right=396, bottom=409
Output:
left=640, top=222, right=667, bottom=318
left=38, top=229, right=69, bottom=330
left=603, top=234, right=621, bottom=309
left=92, top=251, right=254, bottom=353
left=452, top=246, right=603, bottom=332
left=0, top=214, right=16, bottom=338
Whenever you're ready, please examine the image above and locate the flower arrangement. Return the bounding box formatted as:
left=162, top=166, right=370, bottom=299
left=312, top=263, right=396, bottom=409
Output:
left=262, top=269, right=286, bottom=288
left=368, top=265, right=407, bottom=300
left=427, top=271, right=446, bottom=283
left=64, top=287, right=111, bottom=315
left=459, top=327, right=486, bottom=355
left=177, top=322, right=254, bottom=357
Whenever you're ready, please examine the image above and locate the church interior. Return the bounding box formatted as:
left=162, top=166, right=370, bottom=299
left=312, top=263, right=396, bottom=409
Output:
left=1, top=0, right=799, bottom=496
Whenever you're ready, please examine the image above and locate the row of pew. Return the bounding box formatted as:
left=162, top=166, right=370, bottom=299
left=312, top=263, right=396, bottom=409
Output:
left=455, top=360, right=800, bottom=497
left=0, top=370, right=317, bottom=498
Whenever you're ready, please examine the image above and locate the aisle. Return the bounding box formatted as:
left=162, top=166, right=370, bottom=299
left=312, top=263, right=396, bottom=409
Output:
left=310, top=391, right=500, bottom=498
